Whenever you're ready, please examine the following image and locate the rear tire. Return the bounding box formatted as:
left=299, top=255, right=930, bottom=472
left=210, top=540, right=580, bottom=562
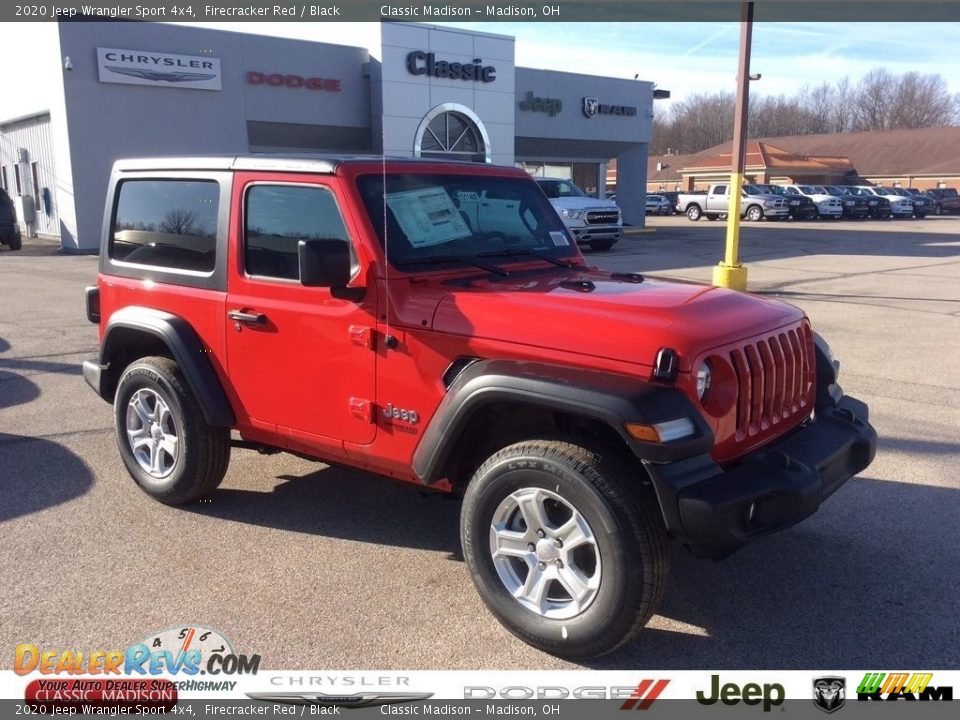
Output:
left=461, top=437, right=668, bottom=659
left=7, top=234, right=21, bottom=251
left=114, top=356, right=230, bottom=505
left=590, top=240, right=614, bottom=252
left=686, top=205, right=702, bottom=221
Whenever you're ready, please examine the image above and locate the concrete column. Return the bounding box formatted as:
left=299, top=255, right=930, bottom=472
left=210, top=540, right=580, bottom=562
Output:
left=596, top=162, right=607, bottom=199
left=615, top=143, right=648, bottom=226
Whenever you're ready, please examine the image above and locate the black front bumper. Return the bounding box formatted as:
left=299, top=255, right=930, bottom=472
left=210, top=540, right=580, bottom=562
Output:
left=645, top=394, right=877, bottom=559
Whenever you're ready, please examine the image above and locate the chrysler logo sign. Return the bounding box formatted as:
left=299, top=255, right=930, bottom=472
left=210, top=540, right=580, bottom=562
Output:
left=247, top=692, right=434, bottom=708
left=97, top=47, right=222, bottom=91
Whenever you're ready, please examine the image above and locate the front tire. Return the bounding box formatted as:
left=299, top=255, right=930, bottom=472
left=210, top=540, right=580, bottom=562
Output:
left=7, top=234, right=21, bottom=251
left=114, top=356, right=230, bottom=505
left=745, top=205, right=763, bottom=222
left=460, top=437, right=668, bottom=659
left=589, top=240, right=615, bottom=252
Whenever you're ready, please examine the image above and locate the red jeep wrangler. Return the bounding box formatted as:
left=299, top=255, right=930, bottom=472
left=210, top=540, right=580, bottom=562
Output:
left=84, top=155, right=876, bottom=659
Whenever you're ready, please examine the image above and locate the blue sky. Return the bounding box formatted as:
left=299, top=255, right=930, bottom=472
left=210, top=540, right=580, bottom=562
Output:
left=189, top=21, right=960, bottom=109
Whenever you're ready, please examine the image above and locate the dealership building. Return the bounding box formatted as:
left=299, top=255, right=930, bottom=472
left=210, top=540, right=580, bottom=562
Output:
left=0, top=22, right=654, bottom=252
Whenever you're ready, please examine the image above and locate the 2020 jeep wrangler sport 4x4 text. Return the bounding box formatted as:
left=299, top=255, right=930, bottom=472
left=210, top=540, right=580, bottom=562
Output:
left=84, top=155, right=877, bottom=659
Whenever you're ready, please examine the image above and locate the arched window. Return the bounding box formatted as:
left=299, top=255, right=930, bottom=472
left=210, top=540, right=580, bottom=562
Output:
left=414, top=104, right=490, bottom=163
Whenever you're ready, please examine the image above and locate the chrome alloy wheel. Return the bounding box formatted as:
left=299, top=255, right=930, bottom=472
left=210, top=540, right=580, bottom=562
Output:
left=125, top=388, right=180, bottom=480
left=489, top=487, right=601, bottom=619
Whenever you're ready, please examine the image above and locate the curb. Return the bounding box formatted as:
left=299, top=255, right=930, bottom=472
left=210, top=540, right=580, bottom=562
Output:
left=623, top=227, right=657, bottom=236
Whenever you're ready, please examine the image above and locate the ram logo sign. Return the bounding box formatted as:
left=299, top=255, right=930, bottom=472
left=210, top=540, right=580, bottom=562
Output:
left=857, top=672, right=953, bottom=701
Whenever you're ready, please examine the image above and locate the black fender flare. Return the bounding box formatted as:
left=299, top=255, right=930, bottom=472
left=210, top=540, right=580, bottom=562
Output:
left=97, top=306, right=235, bottom=427
left=412, top=359, right=714, bottom=485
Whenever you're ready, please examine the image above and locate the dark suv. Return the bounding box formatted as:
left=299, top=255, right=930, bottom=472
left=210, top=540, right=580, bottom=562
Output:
left=0, top=189, right=22, bottom=250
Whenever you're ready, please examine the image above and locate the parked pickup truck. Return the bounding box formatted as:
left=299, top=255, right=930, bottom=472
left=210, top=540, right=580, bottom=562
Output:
left=83, top=155, right=876, bottom=660
left=676, top=183, right=790, bottom=222
left=535, top=177, right=622, bottom=251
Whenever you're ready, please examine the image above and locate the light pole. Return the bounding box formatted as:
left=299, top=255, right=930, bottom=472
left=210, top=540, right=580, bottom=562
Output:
left=712, top=1, right=754, bottom=292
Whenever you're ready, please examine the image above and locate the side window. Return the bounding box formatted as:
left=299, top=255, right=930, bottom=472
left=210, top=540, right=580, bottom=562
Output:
left=713, top=185, right=726, bottom=195
left=111, top=180, right=219, bottom=272
left=244, top=184, right=349, bottom=281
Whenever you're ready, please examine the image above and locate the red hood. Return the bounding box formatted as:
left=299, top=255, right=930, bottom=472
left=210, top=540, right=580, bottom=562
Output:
left=424, top=268, right=803, bottom=371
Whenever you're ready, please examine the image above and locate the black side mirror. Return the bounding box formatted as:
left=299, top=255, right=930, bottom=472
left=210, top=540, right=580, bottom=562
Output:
left=298, top=238, right=355, bottom=288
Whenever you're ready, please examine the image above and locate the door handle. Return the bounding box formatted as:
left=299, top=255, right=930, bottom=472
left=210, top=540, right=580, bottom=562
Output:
left=227, top=310, right=267, bottom=325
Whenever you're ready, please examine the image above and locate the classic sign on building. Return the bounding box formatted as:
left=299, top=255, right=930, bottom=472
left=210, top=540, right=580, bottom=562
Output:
left=96, top=47, right=222, bottom=91
left=405, top=51, right=496, bottom=82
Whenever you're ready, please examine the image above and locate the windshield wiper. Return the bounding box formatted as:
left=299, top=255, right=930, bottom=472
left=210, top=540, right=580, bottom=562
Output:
left=393, top=254, right=509, bottom=276
left=477, top=248, right=577, bottom=268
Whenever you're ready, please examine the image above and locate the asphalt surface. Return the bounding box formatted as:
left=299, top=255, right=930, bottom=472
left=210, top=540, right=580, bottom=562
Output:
left=1, top=215, right=959, bottom=671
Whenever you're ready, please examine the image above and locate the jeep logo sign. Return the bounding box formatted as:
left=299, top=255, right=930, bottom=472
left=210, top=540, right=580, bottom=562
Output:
left=697, top=675, right=785, bottom=712
left=247, top=72, right=342, bottom=92
left=519, top=91, right=562, bottom=117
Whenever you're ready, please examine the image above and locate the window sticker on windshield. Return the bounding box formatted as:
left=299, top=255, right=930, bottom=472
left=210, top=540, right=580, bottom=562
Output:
left=386, top=187, right=472, bottom=247
left=550, top=231, right=570, bottom=247
left=456, top=191, right=480, bottom=203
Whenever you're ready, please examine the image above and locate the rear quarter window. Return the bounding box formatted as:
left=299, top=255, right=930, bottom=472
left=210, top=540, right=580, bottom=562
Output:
left=110, top=180, right=219, bottom=273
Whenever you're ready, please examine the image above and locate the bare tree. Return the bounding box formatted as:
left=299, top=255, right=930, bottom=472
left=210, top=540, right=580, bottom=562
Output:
left=159, top=209, right=200, bottom=236
left=649, top=67, right=958, bottom=153
left=798, top=82, right=833, bottom=135
left=888, top=72, right=957, bottom=128
left=851, top=67, right=895, bottom=130
left=830, top=76, right=854, bottom=133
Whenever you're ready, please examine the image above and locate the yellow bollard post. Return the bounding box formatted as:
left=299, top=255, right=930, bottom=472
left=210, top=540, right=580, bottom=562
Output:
left=713, top=173, right=749, bottom=291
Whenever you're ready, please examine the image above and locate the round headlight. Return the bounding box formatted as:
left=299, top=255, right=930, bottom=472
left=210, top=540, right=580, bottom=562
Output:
left=696, top=362, right=712, bottom=401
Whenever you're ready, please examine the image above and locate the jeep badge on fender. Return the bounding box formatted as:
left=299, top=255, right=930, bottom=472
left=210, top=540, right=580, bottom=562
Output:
left=83, top=154, right=877, bottom=659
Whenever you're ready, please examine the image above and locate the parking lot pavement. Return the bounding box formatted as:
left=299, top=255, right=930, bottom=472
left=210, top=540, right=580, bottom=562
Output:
left=1, top=217, right=959, bottom=671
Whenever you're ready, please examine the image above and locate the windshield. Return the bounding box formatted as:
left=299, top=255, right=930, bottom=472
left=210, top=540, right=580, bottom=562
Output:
left=872, top=188, right=889, bottom=195
left=742, top=185, right=763, bottom=195
left=536, top=179, right=586, bottom=199
left=356, top=173, right=577, bottom=270
left=798, top=186, right=816, bottom=194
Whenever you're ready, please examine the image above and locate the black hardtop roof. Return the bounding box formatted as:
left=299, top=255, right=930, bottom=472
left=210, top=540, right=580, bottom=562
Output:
left=112, top=154, right=514, bottom=174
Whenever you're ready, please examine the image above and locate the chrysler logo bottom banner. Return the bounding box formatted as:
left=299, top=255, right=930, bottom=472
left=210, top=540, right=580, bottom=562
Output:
left=2, top=670, right=958, bottom=717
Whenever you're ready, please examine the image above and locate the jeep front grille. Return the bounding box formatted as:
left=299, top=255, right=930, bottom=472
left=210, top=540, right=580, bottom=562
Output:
left=585, top=210, right=620, bottom=225
left=729, top=324, right=814, bottom=440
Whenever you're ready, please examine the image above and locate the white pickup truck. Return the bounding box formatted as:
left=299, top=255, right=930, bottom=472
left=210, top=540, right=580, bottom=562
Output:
left=676, top=183, right=790, bottom=222
left=536, top=178, right=622, bottom=251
